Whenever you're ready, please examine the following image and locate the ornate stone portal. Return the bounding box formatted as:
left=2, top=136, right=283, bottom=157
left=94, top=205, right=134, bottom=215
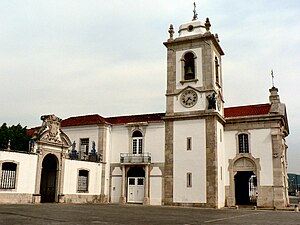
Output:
left=31, top=114, right=72, bottom=203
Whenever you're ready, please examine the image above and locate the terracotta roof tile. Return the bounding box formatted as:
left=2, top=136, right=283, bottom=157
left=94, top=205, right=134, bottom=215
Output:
left=224, top=103, right=271, bottom=118
left=61, top=114, right=106, bottom=127
left=106, top=113, right=165, bottom=125
left=61, top=113, right=165, bottom=127
left=40, top=104, right=271, bottom=128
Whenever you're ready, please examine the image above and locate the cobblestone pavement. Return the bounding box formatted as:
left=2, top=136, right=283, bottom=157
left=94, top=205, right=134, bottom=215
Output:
left=0, top=204, right=299, bottom=225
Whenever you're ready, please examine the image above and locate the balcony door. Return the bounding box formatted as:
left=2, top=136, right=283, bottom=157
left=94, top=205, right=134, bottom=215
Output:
left=132, top=130, right=143, bottom=155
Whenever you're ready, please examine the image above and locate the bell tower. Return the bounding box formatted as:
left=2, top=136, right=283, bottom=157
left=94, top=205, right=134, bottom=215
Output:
left=163, top=5, right=226, bottom=208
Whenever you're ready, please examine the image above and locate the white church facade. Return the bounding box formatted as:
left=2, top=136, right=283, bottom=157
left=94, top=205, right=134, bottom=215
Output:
left=0, top=13, right=289, bottom=208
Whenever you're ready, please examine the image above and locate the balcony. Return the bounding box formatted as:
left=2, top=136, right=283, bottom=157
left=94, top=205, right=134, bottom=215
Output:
left=120, top=152, right=151, bottom=164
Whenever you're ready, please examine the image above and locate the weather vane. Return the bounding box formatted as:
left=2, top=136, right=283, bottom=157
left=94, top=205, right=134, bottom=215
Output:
left=193, top=2, right=198, bottom=21
left=271, top=69, right=275, bottom=87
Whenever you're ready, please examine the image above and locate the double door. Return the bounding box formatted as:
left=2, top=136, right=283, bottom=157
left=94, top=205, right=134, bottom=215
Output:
left=127, top=177, right=144, bottom=203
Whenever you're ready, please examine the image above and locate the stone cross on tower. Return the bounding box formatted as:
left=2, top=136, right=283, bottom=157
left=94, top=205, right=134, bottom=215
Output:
left=271, top=69, right=275, bottom=87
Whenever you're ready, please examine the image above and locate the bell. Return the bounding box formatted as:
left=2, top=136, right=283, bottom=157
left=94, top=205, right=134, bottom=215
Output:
left=185, top=66, right=194, bottom=76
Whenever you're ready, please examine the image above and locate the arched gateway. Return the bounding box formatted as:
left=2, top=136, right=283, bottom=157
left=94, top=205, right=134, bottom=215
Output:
left=227, top=154, right=261, bottom=207
left=31, top=115, right=72, bottom=203
left=40, top=154, right=58, bottom=203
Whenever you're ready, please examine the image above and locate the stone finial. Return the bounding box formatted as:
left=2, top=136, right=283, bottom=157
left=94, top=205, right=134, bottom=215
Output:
left=205, top=17, right=211, bottom=32
left=269, top=86, right=280, bottom=104
left=72, top=141, right=76, bottom=151
left=168, top=24, right=174, bottom=41
left=192, top=2, right=198, bottom=21
left=7, top=140, right=11, bottom=150
left=215, top=33, right=220, bottom=42
left=91, top=141, right=96, bottom=154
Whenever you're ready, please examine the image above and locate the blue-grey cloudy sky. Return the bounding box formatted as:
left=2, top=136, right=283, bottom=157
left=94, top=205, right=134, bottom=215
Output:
left=0, top=0, right=299, bottom=173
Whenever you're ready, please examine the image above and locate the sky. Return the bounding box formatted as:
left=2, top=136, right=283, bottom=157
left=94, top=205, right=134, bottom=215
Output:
left=0, top=0, right=299, bottom=173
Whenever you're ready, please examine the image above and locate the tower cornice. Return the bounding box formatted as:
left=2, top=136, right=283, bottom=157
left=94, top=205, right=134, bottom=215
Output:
left=164, top=33, right=224, bottom=56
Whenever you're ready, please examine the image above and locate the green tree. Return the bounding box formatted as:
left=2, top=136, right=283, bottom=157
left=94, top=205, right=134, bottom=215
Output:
left=0, top=123, right=32, bottom=151
left=0, top=123, right=9, bottom=149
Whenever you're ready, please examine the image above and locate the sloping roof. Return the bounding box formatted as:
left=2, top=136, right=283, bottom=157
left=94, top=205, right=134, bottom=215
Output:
left=61, top=114, right=106, bottom=127
left=106, top=113, right=165, bottom=125
left=224, top=103, right=271, bottom=118
left=60, top=113, right=165, bottom=127
left=30, top=104, right=272, bottom=129
left=27, top=127, right=39, bottom=136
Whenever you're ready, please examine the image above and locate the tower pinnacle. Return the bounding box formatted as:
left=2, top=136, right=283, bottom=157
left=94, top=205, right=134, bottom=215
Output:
left=192, top=2, right=198, bottom=21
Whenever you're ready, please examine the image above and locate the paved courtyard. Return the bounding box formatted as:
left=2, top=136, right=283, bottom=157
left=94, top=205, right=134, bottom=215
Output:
left=0, top=204, right=299, bottom=225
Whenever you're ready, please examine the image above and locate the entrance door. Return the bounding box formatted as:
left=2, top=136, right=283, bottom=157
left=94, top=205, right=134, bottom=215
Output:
left=127, top=177, right=144, bottom=203
left=40, top=154, right=58, bottom=203
left=235, top=171, right=256, bottom=205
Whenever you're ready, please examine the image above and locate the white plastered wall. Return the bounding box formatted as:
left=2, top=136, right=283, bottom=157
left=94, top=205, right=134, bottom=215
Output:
left=150, top=167, right=162, bottom=205
left=0, top=151, right=37, bottom=194
left=63, top=159, right=102, bottom=195
left=173, top=119, right=206, bottom=203
left=110, top=122, right=165, bottom=204
left=62, top=125, right=100, bottom=153
left=111, top=167, right=122, bottom=203
left=224, top=128, right=273, bottom=186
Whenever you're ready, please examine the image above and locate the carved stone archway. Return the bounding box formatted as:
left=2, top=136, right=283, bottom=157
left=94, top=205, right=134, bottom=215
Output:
left=31, top=115, right=72, bottom=203
left=227, top=153, right=261, bottom=207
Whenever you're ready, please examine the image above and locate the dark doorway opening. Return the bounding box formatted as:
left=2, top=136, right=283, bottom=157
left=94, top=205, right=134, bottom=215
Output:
left=40, top=154, right=58, bottom=203
left=127, top=167, right=145, bottom=177
left=235, top=171, right=257, bottom=205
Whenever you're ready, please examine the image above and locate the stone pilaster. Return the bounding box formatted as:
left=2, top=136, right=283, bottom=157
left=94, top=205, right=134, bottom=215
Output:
left=271, top=129, right=287, bottom=208
left=98, top=125, right=110, bottom=203
left=205, top=116, right=218, bottom=207
left=164, top=120, right=174, bottom=205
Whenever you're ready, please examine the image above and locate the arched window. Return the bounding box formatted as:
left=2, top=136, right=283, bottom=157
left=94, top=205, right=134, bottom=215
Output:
left=0, top=162, right=17, bottom=189
left=215, top=56, right=220, bottom=84
left=184, top=52, right=195, bottom=80
left=238, top=134, right=249, bottom=153
left=132, top=130, right=143, bottom=154
left=77, top=169, right=89, bottom=192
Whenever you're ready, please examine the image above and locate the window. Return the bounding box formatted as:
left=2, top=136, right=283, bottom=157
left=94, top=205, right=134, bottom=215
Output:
left=238, top=134, right=249, bottom=153
left=137, top=178, right=144, bottom=185
left=0, top=162, right=17, bottom=189
left=187, top=173, right=192, bottom=188
left=184, top=52, right=195, bottom=80
left=187, top=137, right=192, bottom=151
left=80, top=138, right=89, bottom=155
left=132, top=130, right=143, bottom=154
left=77, top=170, right=89, bottom=192
left=215, top=56, right=220, bottom=84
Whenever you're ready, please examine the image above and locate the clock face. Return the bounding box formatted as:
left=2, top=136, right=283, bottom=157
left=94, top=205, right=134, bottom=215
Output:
left=180, top=90, right=198, bottom=108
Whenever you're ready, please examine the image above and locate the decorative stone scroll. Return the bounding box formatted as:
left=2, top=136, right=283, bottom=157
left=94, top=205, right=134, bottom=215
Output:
left=33, top=114, right=71, bottom=147
left=39, top=115, right=62, bottom=143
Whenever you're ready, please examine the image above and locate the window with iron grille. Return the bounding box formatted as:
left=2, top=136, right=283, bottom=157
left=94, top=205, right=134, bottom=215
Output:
left=238, top=134, right=249, bottom=153
left=77, top=170, right=89, bottom=192
left=0, top=162, right=17, bottom=189
left=80, top=138, right=89, bottom=155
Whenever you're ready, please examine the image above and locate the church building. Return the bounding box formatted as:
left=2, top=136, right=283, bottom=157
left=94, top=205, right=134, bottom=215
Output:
left=0, top=10, right=289, bottom=208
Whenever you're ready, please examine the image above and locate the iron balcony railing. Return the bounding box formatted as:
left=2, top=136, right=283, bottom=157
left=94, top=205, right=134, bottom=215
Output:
left=120, top=152, right=151, bottom=164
